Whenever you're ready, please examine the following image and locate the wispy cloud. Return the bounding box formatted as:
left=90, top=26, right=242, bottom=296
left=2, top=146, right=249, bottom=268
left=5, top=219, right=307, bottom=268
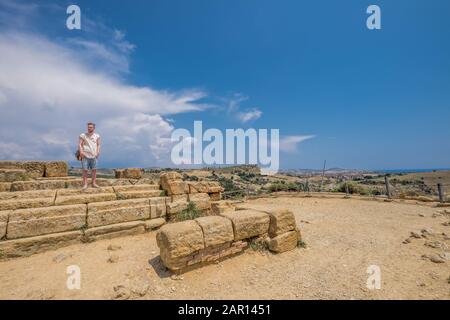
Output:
left=280, top=135, right=315, bottom=153
left=237, top=108, right=263, bottom=123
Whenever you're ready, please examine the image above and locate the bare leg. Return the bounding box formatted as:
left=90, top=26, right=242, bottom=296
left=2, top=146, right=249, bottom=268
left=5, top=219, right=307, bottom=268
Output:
left=92, top=169, right=98, bottom=187
left=82, top=170, right=88, bottom=189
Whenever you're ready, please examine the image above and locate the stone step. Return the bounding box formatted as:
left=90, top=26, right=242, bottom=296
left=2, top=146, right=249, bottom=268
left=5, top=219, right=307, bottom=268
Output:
left=56, top=187, right=115, bottom=196
left=87, top=198, right=150, bottom=228
left=6, top=204, right=87, bottom=239
left=115, top=190, right=162, bottom=200
left=0, top=218, right=166, bottom=259
left=55, top=193, right=117, bottom=206
left=0, top=169, right=28, bottom=182
left=10, top=180, right=67, bottom=192
left=0, top=190, right=56, bottom=211
left=113, top=184, right=159, bottom=192
left=0, top=190, right=56, bottom=201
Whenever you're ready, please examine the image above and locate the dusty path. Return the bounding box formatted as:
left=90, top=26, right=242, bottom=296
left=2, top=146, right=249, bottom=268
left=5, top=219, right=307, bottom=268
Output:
left=0, top=197, right=449, bottom=300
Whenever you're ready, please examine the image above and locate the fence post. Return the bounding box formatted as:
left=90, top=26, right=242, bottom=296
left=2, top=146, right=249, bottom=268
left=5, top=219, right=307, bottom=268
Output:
left=384, top=176, right=391, bottom=199
left=305, top=179, right=310, bottom=193
left=345, top=181, right=349, bottom=196
left=437, top=183, right=444, bottom=203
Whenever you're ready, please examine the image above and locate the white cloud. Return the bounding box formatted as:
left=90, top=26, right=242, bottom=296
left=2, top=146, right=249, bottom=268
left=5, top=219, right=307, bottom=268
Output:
left=0, top=31, right=207, bottom=167
left=279, top=135, right=315, bottom=153
left=237, top=108, right=263, bottom=123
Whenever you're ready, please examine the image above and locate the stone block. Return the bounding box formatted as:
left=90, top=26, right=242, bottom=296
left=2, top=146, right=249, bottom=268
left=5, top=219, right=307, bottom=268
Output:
left=87, top=198, right=150, bottom=227
left=268, top=209, right=296, bottom=237
left=211, top=201, right=235, bottom=215
left=0, top=210, right=10, bottom=239
left=268, top=231, right=298, bottom=253
left=188, top=181, right=224, bottom=193
left=195, top=216, right=234, bottom=247
left=0, top=230, right=83, bottom=259
left=188, top=193, right=211, bottom=210
left=0, top=169, right=28, bottom=182
left=44, top=161, right=68, bottom=177
left=220, top=210, right=269, bottom=241
left=156, top=220, right=205, bottom=270
left=7, top=204, right=87, bottom=239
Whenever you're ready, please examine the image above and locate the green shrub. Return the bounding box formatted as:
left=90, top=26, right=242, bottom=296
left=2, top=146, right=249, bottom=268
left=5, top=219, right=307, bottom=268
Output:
left=176, top=202, right=201, bottom=221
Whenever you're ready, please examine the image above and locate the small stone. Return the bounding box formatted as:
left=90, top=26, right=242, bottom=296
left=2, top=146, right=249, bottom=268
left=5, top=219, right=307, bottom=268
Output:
left=52, top=253, right=69, bottom=263
left=418, top=214, right=425, bottom=217
left=428, top=254, right=445, bottom=264
left=131, top=283, right=150, bottom=297
left=108, top=254, right=119, bottom=263
left=410, top=232, right=421, bottom=239
left=439, top=252, right=450, bottom=261
left=403, top=239, right=411, bottom=244
left=107, top=244, right=122, bottom=251
left=112, top=285, right=130, bottom=300
left=170, top=275, right=184, bottom=281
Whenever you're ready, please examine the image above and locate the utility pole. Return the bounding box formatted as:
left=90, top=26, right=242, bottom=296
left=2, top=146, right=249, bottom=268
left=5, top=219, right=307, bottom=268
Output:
left=320, top=160, right=326, bottom=192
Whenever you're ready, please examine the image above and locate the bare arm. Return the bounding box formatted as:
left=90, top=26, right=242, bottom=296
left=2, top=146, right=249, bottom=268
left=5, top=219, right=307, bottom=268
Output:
left=96, top=137, right=101, bottom=158
left=78, top=137, right=84, bottom=157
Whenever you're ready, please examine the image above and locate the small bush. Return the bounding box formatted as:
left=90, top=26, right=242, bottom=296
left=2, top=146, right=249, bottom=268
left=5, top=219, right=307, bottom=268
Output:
left=177, top=202, right=201, bottom=221
left=297, top=240, right=307, bottom=248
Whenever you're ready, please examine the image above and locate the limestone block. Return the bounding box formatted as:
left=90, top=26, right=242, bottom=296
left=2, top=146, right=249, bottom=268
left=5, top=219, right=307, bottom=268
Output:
left=144, top=218, right=165, bottom=231
left=150, top=197, right=166, bottom=218
left=188, top=193, right=211, bottom=210
left=188, top=181, right=224, bottom=194
left=268, top=209, right=296, bottom=237
left=55, top=193, right=117, bottom=206
left=44, top=161, right=68, bottom=177
left=0, top=210, right=10, bottom=239
left=0, top=230, right=83, bottom=259
left=124, top=168, right=144, bottom=179
left=113, top=184, right=159, bottom=193
left=57, top=187, right=114, bottom=196
left=159, top=172, right=188, bottom=195
left=166, top=201, right=188, bottom=215
left=156, top=220, right=205, bottom=270
left=7, top=204, right=86, bottom=239
left=114, top=169, right=126, bottom=179
left=0, top=190, right=56, bottom=201
left=84, top=220, right=146, bottom=241
left=87, top=198, right=150, bottom=227
left=116, top=190, right=161, bottom=200
left=0, top=183, right=11, bottom=192
left=10, top=180, right=66, bottom=192
left=220, top=210, right=270, bottom=241
left=0, top=198, right=55, bottom=211
left=268, top=231, right=298, bottom=253
left=0, top=169, right=28, bottom=182
left=209, top=192, right=221, bottom=201
left=162, top=180, right=188, bottom=195
left=21, top=161, right=46, bottom=178
left=211, top=201, right=235, bottom=215
left=195, top=216, right=234, bottom=247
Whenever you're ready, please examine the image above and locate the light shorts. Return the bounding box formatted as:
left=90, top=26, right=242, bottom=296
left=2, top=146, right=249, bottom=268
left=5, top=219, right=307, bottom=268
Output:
left=81, top=157, right=97, bottom=170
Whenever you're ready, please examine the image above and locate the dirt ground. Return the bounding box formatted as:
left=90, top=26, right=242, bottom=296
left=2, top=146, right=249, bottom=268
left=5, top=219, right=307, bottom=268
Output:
left=0, top=196, right=449, bottom=300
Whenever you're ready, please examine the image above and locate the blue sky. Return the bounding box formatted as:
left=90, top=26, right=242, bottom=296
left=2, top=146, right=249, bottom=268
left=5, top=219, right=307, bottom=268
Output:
left=0, top=0, right=449, bottom=170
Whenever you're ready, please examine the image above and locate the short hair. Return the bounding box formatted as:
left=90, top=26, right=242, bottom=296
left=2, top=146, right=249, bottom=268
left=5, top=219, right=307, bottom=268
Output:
left=87, top=122, right=96, bottom=127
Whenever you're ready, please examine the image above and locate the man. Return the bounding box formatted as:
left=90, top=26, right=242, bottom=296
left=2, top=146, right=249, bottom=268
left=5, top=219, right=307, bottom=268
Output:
left=79, top=122, right=101, bottom=189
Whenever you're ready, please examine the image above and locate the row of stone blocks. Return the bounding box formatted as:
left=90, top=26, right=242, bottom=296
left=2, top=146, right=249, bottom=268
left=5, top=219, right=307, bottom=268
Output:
left=0, top=177, right=156, bottom=192
left=0, top=185, right=161, bottom=211
left=156, top=208, right=302, bottom=273
left=159, top=172, right=224, bottom=219
left=0, top=161, right=68, bottom=181
left=0, top=195, right=168, bottom=259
